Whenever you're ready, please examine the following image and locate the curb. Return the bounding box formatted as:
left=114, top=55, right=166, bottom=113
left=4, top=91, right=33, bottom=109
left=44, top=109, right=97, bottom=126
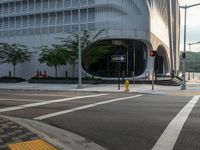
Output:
left=0, top=115, right=106, bottom=150
left=0, top=88, right=168, bottom=96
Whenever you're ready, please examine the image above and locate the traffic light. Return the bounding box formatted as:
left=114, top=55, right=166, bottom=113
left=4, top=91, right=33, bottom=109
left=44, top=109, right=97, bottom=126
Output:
left=150, top=50, right=157, bottom=57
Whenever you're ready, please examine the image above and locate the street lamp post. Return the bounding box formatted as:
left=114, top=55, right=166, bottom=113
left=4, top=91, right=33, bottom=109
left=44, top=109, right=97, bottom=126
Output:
left=77, top=0, right=82, bottom=89
left=180, top=3, right=200, bottom=90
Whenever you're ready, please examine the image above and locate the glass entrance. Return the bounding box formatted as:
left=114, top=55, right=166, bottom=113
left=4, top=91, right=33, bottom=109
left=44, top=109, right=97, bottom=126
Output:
left=83, top=39, right=147, bottom=78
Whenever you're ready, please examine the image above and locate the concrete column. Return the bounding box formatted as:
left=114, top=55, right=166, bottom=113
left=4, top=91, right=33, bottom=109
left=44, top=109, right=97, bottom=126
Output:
left=167, top=0, right=174, bottom=73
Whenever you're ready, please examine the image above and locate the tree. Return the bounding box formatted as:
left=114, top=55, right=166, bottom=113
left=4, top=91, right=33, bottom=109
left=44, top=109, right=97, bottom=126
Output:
left=180, top=52, right=200, bottom=72
left=61, top=30, right=105, bottom=77
left=64, top=38, right=78, bottom=78
left=82, top=41, right=115, bottom=72
left=0, top=43, right=32, bottom=77
left=38, top=45, right=69, bottom=78
left=80, top=30, right=115, bottom=72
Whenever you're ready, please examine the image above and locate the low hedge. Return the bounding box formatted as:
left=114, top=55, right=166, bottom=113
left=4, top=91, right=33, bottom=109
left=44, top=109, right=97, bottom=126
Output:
left=28, top=76, right=102, bottom=84
left=0, top=76, right=26, bottom=83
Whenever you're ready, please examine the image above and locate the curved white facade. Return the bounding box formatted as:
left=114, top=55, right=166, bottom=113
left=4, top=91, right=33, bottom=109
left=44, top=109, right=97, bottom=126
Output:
left=0, top=0, right=180, bottom=79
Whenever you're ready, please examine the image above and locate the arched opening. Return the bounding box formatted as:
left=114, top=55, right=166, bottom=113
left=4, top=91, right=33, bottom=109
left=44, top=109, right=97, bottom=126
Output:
left=82, top=39, right=148, bottom=78
left=154, top=45, right=169, bottom=74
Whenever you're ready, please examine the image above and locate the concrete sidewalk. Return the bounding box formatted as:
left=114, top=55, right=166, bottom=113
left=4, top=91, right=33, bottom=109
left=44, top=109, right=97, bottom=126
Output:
left=0, top=82, right=199, bottom=96
left=0, top=116, right=58, bottom=150
left=0, top=115, right=105, bottom=150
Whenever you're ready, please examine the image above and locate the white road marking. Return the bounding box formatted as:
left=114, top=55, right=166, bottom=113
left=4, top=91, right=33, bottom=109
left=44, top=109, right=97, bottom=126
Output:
left=0, top=98, right=44, bottom=102
left=152, top=95, right=200, bottom=150
left=4, top=93, right=77, bottom=97
left=34, top=95, right=142, bottom=120
left=0, top=94, right=107, bottom=113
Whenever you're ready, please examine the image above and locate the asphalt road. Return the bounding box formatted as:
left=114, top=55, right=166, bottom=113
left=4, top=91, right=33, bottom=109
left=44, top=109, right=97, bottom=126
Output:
left=0, top=90, right=199, bottom=150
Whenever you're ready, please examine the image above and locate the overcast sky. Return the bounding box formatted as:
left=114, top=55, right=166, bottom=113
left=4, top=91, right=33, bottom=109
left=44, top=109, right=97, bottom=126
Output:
left=179, top=0, right=200, bottom=52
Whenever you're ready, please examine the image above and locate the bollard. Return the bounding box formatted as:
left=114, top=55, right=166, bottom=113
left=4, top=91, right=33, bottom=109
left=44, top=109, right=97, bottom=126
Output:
left=125, top=80, right=129, bottom=92
left=188, top=72, right=190, bottom=80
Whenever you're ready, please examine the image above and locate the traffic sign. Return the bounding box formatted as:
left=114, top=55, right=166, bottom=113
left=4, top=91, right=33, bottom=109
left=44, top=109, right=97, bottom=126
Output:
left=111, top=55, right=126, bottom=62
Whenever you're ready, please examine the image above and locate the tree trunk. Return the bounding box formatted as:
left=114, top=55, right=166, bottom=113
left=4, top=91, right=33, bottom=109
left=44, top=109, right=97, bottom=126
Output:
left=55, top=66, right=58, bottom=78
left=72, top=64, right=75, bottom=78
left=13, top=65, right=16, bottom=77
left=85, top=65, right=88, bottom=73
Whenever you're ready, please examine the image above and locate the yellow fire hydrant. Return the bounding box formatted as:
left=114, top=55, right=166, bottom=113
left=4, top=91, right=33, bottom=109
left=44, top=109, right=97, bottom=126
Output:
left=125, top=80, right=129, bottom=92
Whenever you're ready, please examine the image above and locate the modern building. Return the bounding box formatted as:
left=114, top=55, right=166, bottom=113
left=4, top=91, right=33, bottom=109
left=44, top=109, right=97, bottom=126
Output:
left=0, top=0, right=180, bottom=79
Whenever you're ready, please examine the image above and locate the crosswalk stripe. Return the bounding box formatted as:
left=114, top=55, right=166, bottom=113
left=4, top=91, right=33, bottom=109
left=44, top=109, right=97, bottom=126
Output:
left=34, top=95, right=142, bottom=120
left=0, top=98, right=44, bottom=102
left=152, top=95, right=200, bottom=150
left=0, top=94, right=107, bottom=113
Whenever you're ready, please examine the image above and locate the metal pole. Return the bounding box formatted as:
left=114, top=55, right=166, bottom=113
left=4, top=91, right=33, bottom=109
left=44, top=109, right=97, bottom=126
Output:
left=133, top=44, right=135, bottom=77
left=118, top=62, right=120, bottom=90
left=77, top=0, right=82, bottom=89
left=193, top=62, right=195, bottom=78
left=188, top=72, right=190, bottom=80
left=181, top=6, right=187, bottom=90
left=152, top=57, right=155, bottom=90
left=126, top=46, right=128, bottom=77
left=179, top=3, right=200, bottom=89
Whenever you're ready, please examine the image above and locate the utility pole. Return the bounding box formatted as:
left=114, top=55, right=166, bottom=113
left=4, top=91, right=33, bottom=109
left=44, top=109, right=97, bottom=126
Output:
left=180, top=3, right=200, bottom=90
left=77, top=0, right=82, bottom=89
left=181, top=5, right=187, bottom=90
